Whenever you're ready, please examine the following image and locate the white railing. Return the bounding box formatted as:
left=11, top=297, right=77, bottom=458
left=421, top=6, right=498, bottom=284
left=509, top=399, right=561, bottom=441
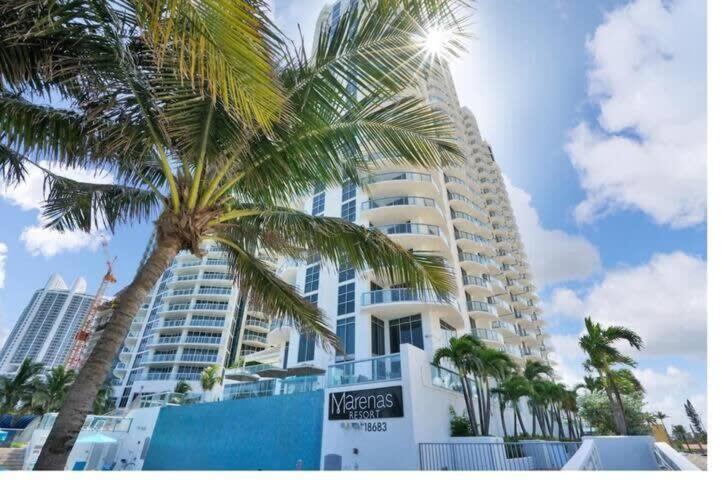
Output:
left=653, top=442, right=700, bottom=470
left=562, top=439, right=602, bottom=470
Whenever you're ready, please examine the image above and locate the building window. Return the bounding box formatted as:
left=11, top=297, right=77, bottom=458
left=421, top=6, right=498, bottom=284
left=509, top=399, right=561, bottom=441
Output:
left=312, top=192, right=325, bottom=216
left=336, top=317, right=355, bottom=360
left=338, top=261, right=355, bottom=283
left=337, top=283, right=355, bottom=316
left=341, top=199, right=356, bottom=222
left=304, top=264, right=320, bottom=293
left=371, top=317, right=385, bottom=356
left=297, top=331, right=316, bottom=362
left=342, top=180, right=356, bottom=202
left=389, top=314, right=424, bottom=353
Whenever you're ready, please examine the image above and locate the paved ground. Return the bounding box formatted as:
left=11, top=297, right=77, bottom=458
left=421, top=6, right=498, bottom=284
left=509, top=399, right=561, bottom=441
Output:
left=683, top=453, right=707, bottom=470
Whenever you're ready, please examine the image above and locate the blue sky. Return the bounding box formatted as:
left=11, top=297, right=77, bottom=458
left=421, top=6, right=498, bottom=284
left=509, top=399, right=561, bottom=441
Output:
left=0, top=0, right=706, bottom=428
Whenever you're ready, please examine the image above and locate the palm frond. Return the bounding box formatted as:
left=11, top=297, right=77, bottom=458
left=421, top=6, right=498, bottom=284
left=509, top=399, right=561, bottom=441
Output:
left=0, top=144, right=27, bottom=185
left=136, top=0, right=284, bottom=129
left=212, top=236, right=339, bottom=349
left=231, top=207, right=455, bottom=296
left=41, top=171, right=161, bottom=233
left=604, top=326, right=644, bottom=350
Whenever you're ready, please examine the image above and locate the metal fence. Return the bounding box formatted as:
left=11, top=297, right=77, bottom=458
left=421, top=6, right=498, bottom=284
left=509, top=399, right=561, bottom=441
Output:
left=419, top=441, right=581, bottom=471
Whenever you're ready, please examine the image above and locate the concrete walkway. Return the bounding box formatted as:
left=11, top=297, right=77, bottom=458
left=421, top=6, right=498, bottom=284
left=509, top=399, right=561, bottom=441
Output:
left=683, top=453, right=707, bottom=470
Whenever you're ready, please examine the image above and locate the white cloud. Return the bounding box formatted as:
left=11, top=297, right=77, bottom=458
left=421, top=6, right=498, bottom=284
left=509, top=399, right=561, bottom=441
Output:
left=547, top=334, right=706, bottom=428
left=0, top=242, right=7, bottom=288
left=0, top=162, right=111, bottom=257
left=635, top=366, right=706, bottom=428
left=566, top=0, right=706, bottom=227
left=505, top=177, right=601, bottom=288
left=548, top=251, right=706, bottom=358
left=272, top=0, right=328, bottom=53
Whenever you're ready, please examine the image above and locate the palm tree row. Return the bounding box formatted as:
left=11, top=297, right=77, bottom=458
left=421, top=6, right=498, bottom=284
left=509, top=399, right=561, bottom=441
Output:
left=1, top=0, right=468, bottom=469
left=0, top=359, right=115, bottom=420
left=433, top=335, right=583, bottom=440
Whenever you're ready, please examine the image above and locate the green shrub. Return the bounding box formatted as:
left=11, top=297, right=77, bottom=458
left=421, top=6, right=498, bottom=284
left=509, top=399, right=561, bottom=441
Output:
left=449, top=407, right=473, bottom=437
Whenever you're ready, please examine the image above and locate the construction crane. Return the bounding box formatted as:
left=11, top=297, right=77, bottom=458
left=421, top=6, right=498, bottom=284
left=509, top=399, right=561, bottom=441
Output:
left=67, top=237, right=117, bottom=371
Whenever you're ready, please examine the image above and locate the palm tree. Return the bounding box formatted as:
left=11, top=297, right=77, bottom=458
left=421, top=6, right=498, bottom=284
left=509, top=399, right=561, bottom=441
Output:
left=92, top=381, right=116, bottom=415
left=500, top=375, right=531, bottom=437
left=522, top=361, right=553, bottom=437
left=579, top=317, right=643, bottom=435
left=0, top=359, right=44, bottom=418
left=174, top=381, right=192, bottom=394
left=466, top=338, right=514, bottom=436
left=654, top=411, right=669, bottom=437
left=560, top=387, right=580, bottom=440
left=1, top=0, right=466, bottom=469
left=574, top=375, right=601, bottom=395
left=200, top=365, right=222, bottom=402
left=30, top=366, right=77, bottom=414
left=434, top=336, right=481, bottom=436
left=671, top=425, right=691, bottom=452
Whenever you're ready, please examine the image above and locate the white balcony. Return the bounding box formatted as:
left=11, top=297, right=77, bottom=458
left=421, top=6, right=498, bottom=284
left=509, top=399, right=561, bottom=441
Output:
left=362, top=171, right=440, bottom=199
left=470, top=327, right=504, bottom=344
left=491, top=319, right=516, bottom=337
left=466, top=300, right=497, bottom=321
left=454, top=229, right=495, bottom=255
left=451, top=210, right=492, bottom=237
left=458, top=252, right=496, bottom=275
left=361, top=288, right=460, bottom=322
left=373, top=223, right=449, bottom=253
left=462, top=275, right=495, bottom=297
left=361, top=196, right=444, bottom=225
left=275, top=258, right=304, bottom=283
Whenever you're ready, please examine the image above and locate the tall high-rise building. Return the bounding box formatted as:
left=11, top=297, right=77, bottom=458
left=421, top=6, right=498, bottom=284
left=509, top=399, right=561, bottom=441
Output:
left=0, top=274, right=95, bottom=374
left=110, top=244, right=270, bottom=407
left=239, top=4, right=550, bottom=377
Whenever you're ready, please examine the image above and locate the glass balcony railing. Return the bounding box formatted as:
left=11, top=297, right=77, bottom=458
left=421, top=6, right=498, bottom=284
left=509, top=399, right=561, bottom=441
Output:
left=430, top=364, right=464, bottom=393
left=471, top=328, right=503, bottom=343
left=361, top=196, right=436, bottom=211
left=373, top=223, right=441, bottom=237
left=246, top=318, right=270, bottom=328
left=327, top=353, right=402, bottom=386
left=38, top=414, right=132, bottom=432
left=223, top=375, right=324, bottom=401
left=459, top=252, right=493, bottom=266
left=466, top=300, right=495, bottom=315
left=455, top=229, right=490, bottom=246
left=361, top=288, right=453, bottom=307
left=242, top=332, right=268, bottom=343
left=363, top=171, right=432, bottom=185
left=492, top=320, right=515, bottom=331
left=451, top=210, right=490, bottom=230
left=462, top=275, right=491, bottom=289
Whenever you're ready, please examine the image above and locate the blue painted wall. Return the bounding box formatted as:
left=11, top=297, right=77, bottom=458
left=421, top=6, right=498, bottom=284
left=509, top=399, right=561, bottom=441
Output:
left=143, top=390, right=324, bottom=470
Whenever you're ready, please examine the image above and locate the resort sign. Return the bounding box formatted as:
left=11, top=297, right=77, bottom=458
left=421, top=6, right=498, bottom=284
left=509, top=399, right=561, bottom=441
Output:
left=329, top=386, right=404, bottom=420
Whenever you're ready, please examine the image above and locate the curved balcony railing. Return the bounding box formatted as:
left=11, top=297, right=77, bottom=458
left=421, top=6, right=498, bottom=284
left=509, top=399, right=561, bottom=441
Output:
left=362, top=288, right=453, bottom=307
left=361, top=195, right=437, bottom=211
left=451, top=210, right=490, bottom=231
left=373, top=223, right=442, bottom=237
left=462, top=275, right=491, bottom=289
left=455, top=229, right=490, bottom=246
left=363, top=171, right=432, bottom=185
left=459, top=252, right=493, bottom=267
left=242, top=332, right=268, bottom=343
left=466, top=300, right=495, bottom=315
left=492, top=319, right=515, bottom=331
left=471, top=328, right=503, bottom=343
left=448, top=192, right=484, bottom=212
left=246, top=317, right=270, bottom=329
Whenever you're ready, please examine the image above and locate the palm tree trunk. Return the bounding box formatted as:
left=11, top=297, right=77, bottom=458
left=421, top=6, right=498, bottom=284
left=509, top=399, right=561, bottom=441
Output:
left=483, top=377, right=492, bottom=435
left=555, top=406, right=565, bottom=439
left=565, top=410, right=577, bottom=439
left=474, top=377, right=486, bottom=435
left=34, top=235, right=183, bottom=470
left=498, top=396, right=508, bottom=438
left=515, top=403, right=527, bottom=435
left=462, top=377, right=480, bottom=436
left=513, top=407, right=518, bottom=437
left=600, top=369, right=627, bottom=435
left=577, top=416, right=584, bottom=438
left=531, top=404, right=537, bottom=436
left=537, top=406, right=548, bottom=437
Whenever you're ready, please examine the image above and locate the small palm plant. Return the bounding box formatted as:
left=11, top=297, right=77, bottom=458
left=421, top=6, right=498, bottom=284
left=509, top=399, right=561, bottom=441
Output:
left=1, top=0, right=466, bottom=469
left=500, top=375, right=531, bottom=437
left=200, top=365, right=222, bottom=402
left=468, top=340, right=514, bottom=436
left=174, top=381, right=192, bottom=395
left=0, top=359, right=44, bottom=418
left=579, top=317, right=643, bottom=435
left=671, top=425, right=691, bottom=452
left=522, top=360, right=553, bottom=437
left=30, top=366, right=77, bottom=415
left=433, top=335, right=481, bottom=436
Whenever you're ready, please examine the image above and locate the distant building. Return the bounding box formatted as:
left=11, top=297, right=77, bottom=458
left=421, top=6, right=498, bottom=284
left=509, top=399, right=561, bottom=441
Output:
left=0, top=274, right=95, bottom=374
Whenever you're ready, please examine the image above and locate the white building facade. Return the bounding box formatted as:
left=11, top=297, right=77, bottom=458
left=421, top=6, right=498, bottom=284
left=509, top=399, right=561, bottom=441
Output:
left=0, top=274, right=94, bottom=374
left=111, top=244, right=271, bottom=407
